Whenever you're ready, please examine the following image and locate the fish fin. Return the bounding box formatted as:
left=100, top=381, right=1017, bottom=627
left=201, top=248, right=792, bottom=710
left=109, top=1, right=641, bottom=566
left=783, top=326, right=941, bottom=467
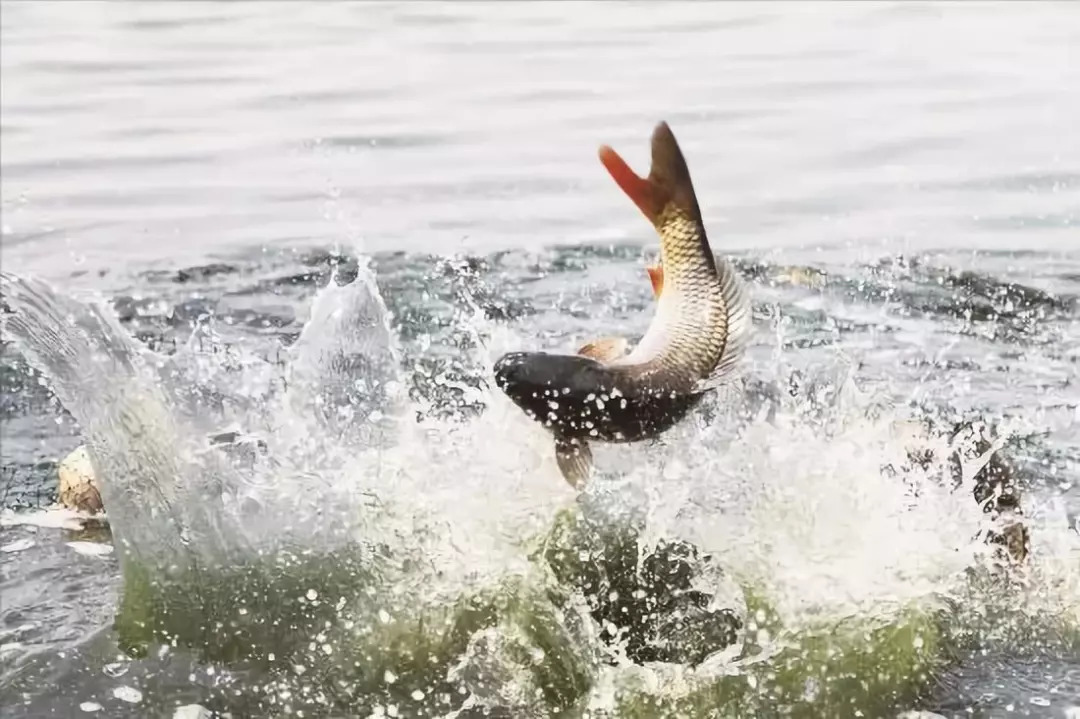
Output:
left=646, top=263, right=664, bottom=298
left=577, top=336, right=629, bottom=363
left=598, top=121, right=703, bottom=229
left=554, top=438, right=593, bottom=489
left=695, top=256, right=753, bottom=392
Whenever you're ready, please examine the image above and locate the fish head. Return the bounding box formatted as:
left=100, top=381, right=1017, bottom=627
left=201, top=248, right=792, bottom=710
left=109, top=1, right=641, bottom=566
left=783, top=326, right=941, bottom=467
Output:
left=494, top=351, right=605, bottom=402
left=494, top=351, right=609, bottom=423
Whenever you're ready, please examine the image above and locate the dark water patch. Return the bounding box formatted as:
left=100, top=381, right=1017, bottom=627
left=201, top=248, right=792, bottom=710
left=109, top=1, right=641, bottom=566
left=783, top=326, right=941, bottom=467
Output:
left=19, top=59, right=144, bottom=76
left=724, top=47, right=855, bottom=64
left=111, top=294, right=214, bottom=326
left=247, top=86, right=398, bottom=109
left=972, top=212, right=1079, bottom=232
left=0, top=456, right=59, bottom=510
left=131, top=72, right=259, bottom=88
left=2, top=99, right=112, bottom=117
left=7, top=152, right=218, bottom=178
left=358, top=175, right=580, bottom=204
left=500, top=86, right=597, bottom=105
left=925, top=170, right=1080, bottom=194
left=745, top=77, right=887, bottom=100
left=121, top=13, right=238, bottom=32
left=314, top=133, right=447, bottom=151
left=102, top=125, right=190, bottom=140
left=834, top=255, right=1077, bottom=343
left=754, top=194, right=850, bottom=218
left=0, top=409, right=82, bottom=510
left=837, top=134, right=956, bottom=166
left=392, top=9, right=472, bottom=28
left=175, top=263, right=241, bottom=284
left=593, top=13, right=774, bottom=38
left=426, top=35, right=644, bottom=55
left=923, top=88, right=1054, bottom=114
left=901, top=356, right=984, bottom=372
left=939, top=268, right=1075, bottom=314
left=0, top=346, right=57, bottom=418
left=661, top=105, right=790, bottom=127
left=931, top=653, right=1080, bottom=718
left=531, top=241, right=649, bottom=273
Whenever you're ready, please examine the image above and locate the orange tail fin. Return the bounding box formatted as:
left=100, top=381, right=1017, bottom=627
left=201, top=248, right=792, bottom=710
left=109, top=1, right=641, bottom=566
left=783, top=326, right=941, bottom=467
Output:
left=598, top=122, right=704, bottom=229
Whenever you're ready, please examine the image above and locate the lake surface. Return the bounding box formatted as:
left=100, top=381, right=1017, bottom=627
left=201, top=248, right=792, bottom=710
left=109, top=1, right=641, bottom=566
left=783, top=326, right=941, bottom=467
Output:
left=2, top=1, right=1078, bottom=278
left=1, top=2, right=1079, bottom=717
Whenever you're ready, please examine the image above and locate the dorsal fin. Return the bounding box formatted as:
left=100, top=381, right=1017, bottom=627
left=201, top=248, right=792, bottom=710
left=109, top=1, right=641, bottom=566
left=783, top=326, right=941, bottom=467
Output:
left=598, top=121, right=704, bottom=229
left=694, top=256, right=753, bottom=392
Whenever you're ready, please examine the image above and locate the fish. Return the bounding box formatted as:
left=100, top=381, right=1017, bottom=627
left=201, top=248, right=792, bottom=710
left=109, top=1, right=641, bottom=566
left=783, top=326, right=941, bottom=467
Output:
left=493, top=121, right=752, bottom=488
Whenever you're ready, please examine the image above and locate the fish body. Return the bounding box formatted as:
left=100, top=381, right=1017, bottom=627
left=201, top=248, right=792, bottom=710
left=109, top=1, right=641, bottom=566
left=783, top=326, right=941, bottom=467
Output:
left=494, top=122, right=751, bottom=487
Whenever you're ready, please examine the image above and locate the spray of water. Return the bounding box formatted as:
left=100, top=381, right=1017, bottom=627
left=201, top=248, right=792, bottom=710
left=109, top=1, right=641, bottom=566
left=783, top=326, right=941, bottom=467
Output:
left=1, top=256, right=1077, bottom=716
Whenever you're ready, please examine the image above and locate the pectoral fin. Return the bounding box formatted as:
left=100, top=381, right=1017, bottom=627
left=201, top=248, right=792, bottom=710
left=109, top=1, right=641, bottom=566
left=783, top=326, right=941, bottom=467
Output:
left=646, top=263, right=664, bottom=298
left=554, top=438, right=593, bottom=489
left=577, top=336, right=629, bottom=363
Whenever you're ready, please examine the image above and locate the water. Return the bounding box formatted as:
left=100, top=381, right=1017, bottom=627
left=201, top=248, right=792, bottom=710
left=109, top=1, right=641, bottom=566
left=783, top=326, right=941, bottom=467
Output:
left=2, top=2, right=1079, bottom=717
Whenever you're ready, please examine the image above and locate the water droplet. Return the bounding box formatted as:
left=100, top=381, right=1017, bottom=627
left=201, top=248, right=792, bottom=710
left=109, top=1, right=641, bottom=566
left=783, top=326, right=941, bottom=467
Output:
left=410, top=689, right=425, bottom=701
left=306, top=588, right=318, bottom=601
left=112, top=686, right=143, bottom=704
left=102, top=662, right=129, bottom=678
left=384, top=669, right=398, bottom=684
left=173, top=705, right=212, bottom=719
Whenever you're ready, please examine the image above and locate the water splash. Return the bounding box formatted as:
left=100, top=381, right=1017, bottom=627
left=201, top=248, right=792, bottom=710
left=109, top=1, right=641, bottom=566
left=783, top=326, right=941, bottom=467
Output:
left=1, top=272, right=240, bottom=570
left=2, top=257, right=1078, bottom=716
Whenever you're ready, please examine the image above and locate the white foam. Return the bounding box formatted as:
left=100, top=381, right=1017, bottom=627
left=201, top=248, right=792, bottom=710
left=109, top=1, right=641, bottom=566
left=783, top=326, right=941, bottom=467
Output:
left=66, top=541, right=114, bottom=558
left=0, top=538, right=36, bottom=553
left=1, top=507, right=95, bottom=531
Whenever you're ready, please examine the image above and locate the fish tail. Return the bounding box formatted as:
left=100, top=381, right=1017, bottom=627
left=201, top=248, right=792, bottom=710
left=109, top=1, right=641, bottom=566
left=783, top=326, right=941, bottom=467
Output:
left=598, top=121, right=706, bottom=235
